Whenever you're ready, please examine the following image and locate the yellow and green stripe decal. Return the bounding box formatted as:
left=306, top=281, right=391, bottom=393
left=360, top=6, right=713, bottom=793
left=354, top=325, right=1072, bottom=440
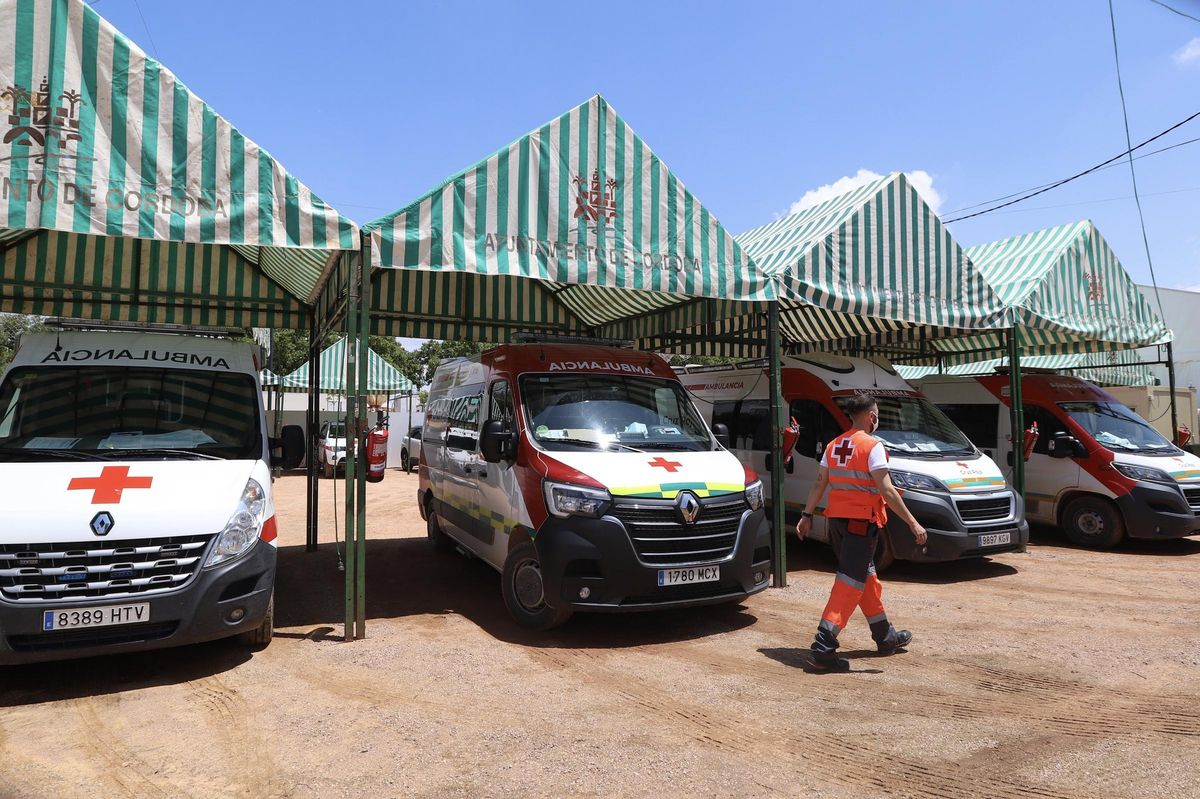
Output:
left=1170, top=469, right=1200, bottom=482
left=944, top=475, right=1007, bottom=491
left=610, top=481, right=744, bottom=500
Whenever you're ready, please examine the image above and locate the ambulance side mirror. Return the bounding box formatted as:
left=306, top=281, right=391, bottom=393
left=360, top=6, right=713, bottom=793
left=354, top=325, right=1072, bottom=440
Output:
left=1049, top=433, right=1085, bottom=459
left=272, top=425, right=305, bottom=469
left=480, top=419, right=515, bottom=464
left=712, top=423, right=730, bottom=448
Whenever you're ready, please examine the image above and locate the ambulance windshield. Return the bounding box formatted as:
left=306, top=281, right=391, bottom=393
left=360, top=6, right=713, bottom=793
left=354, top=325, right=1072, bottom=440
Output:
left=1060, top=401, right=1176, bottom=454
left=521, top=374, right=714, bottom=452
left=835, top=394, right=975, bottom=457
left=0, top=366, right=261, bottom=460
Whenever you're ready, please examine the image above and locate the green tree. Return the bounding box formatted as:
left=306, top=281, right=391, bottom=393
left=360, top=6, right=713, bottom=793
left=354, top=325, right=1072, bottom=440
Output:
left=0, top=314, right=47, bottom=369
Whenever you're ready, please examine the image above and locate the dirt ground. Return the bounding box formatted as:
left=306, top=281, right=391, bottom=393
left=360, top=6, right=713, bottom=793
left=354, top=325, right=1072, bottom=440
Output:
left=1, top=471, right=1198, bottom=798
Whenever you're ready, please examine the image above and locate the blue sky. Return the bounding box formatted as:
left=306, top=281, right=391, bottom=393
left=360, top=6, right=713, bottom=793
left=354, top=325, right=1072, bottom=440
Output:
left=95, top=0, right=1200, bottom=301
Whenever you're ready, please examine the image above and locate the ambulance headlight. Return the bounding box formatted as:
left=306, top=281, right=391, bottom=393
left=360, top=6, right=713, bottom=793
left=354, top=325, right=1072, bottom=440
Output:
left=206, top=478, right=267, bottom=567
left=1112, top=463, right=1174, bottom=484
left=744, top=480, right=764, bottom=510
left=890, top=470, right=947, bottom=493
left=544, top=481, right=611, bottom=519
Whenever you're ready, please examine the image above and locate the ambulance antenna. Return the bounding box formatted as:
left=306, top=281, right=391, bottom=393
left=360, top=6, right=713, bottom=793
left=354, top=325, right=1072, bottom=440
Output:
left=872, top=359, right=879, bottom=388
left=54, top=327, right=62, bottom=353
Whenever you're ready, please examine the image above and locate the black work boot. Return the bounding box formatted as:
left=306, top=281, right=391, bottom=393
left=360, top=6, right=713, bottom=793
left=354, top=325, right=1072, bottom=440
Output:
left=875, top=627, right=912, bottom=655
left=810, top=622, right=850, bottom=672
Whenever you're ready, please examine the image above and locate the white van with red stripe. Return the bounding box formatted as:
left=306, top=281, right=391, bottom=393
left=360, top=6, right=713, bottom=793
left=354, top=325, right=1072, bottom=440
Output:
left=0, top=330, right=294, bottom=663
left=918, top=373, right=1200, bottom=547
left=417, top=342, right=770, bottom=630
left=682, top=355, right=1028, bottom=569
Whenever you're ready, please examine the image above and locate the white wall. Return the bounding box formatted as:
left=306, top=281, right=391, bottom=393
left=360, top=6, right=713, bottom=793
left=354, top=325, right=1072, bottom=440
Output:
left=1138, top=285, right=1200, bottom=392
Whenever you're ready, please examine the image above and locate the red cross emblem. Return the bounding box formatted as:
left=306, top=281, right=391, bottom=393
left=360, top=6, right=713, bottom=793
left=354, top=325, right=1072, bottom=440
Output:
left=831, top=438, right=856, bottom=467
left=68, top=466, right=154, bottom=504
left=648, top=457, right=683, bottom=473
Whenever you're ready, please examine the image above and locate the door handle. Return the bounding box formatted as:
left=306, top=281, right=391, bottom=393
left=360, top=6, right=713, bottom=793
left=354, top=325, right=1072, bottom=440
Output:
left=463, top=465, right=473, bottom=475
left=478, top=470, right=488, bottom=478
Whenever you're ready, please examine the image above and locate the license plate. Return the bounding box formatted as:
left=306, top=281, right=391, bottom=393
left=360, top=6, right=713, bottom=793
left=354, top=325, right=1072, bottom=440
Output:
left=978, top=532, right=1012, bottom=547
left=42, top=603, right=149, bottom=632
left=657, top=566, right=720, bottom=587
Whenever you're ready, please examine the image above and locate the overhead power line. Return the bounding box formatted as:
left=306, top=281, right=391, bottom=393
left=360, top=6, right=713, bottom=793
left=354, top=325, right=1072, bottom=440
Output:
left=1109, top=0, right=1165, bottom=319
left=942, top=108, right=1200, bottom=224
left=1147, top=0, right=1200, bottom=24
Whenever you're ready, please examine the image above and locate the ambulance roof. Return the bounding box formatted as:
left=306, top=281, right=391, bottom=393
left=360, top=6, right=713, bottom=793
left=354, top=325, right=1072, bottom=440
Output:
left=782, top=353, right=913, bottom=394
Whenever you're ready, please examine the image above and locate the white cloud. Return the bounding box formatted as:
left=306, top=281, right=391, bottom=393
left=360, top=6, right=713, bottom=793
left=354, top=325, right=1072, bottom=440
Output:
left=786, top=169, right=944, bottom=216
left=1173, top=37, right=1200, bottom=66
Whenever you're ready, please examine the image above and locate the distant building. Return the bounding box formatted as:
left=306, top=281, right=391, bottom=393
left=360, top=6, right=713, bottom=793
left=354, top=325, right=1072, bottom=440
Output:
left=1137, top=285, right=1200, bottom=391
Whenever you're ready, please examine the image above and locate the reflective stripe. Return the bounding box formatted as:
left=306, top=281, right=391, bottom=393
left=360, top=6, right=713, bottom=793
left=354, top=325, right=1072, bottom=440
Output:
left=835, top=572, right=865, bottom=591
left=829, top=483, right=876, bottom=494
left=828, top=467, right=875, bottom=482
left=818, top=618, right=841, bottom=635
left=867, top=564, right=877, bottom=576
left=866, top=612, right=888, bottom=625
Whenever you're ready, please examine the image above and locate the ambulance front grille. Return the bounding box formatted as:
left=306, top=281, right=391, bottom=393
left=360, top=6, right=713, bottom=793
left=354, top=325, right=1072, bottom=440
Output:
left=611, top=495, right=746, bottom=566
left=954, top=494, right=1015, bottom=525
left=1182, top=486, right=1200, bottom=515
left=0, top=535, right=212, bottom=603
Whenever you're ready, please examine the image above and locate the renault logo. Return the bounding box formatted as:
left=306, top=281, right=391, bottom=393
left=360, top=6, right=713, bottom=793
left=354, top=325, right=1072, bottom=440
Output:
left=90, top=511, right=115, bottom=537
left=676, top=492, right=701, bottom=524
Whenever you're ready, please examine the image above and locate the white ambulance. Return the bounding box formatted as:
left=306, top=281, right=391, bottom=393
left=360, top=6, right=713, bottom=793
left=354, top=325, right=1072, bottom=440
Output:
left=418, top=342, right=770, bottom=630
left=917, top=373, right=1200, bottom=547
left=0, top=330, right=295, bottom=663
left=682, top=354, right=1028, bottom=569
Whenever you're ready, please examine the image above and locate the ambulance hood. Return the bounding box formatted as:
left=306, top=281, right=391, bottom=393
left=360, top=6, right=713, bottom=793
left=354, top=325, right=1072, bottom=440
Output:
left=1110, top=450, right=1200, bottom=484
left=889, top=451, right=1009, bottom=493
left=1, top=459, right=259, bottom=544
left=545, top=449, right=749, bottom=499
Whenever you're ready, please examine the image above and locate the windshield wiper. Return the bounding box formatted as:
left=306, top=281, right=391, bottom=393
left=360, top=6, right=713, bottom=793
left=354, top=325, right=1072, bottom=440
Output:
left=0, top=448, right=106, bottom=461
left=94, top=448, right=225, bottom=461
left=640, top=441, right=705, bottom=451
left=537, top=437, right=602, bottom=449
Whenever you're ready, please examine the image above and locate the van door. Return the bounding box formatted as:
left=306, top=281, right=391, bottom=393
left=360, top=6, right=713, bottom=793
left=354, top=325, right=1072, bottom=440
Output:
left=790, top=399, right=843, bottom=542
left=474, top=379, right=518, bottom=570
left=1020, top=404, right=1080, bottom=523
left=443, top=385, right=488, bottom=555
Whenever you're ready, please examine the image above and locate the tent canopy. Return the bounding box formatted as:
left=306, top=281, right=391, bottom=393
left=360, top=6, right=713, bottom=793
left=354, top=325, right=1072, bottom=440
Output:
left=909, top=221, right=1172, bottom=365
left=0, top=0, right=357, bottom=329
left=363, top=94, right=772, bottom=343
left=277, top=337, right=414, bottom=394
left=639, top=172, right=1011, bottom=356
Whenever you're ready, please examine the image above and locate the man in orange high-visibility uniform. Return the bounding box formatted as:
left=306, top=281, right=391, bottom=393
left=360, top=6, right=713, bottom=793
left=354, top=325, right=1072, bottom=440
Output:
left=796, top=392, right=928, bottom=671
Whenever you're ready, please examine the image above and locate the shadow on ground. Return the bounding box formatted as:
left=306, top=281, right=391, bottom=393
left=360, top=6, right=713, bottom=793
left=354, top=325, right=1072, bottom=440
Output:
left=273, top=538, right=759, bottom=650
left=758, top=646, right=885, bottom=675
left=1028, top=523, right=1200, bottom=556
left=783, top=537, right=1020, bottom=584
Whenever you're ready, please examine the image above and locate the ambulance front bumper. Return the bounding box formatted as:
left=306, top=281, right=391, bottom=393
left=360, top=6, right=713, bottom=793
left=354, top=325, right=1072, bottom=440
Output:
left=1117, top=483, right=1200, bottom=539
left=534, top=505, right=771, bottom=612
left=887, top=489, right=1029, bottom=563
left=0, top=541, right=275, bottom=665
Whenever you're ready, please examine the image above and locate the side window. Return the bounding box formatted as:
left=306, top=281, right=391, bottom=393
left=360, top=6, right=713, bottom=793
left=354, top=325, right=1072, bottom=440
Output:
left=1023, top=404, right=1068, bottom=455
left=939, top=403, right=999, bottom=450
left=490, top=381, right=513, bottom=431
left=447, top=387, right=483, bottom=451
left=789, top=400, right=820, bottom=459
left=738, top=399, right=772, bottom=451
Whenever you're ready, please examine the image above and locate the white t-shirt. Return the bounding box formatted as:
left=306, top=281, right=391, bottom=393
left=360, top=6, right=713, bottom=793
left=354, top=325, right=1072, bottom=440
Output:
left=821, top=436, right=889, bottom=472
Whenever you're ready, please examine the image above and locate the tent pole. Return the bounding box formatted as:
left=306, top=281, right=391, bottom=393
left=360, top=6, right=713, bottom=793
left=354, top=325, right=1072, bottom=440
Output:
left=407, top=390, right=414, bottom=471
left=306, top=311, right=318, bottom=552
left=312, top=317, right=322, bottom=550
left=343, top=254, right=359, bottom=642
left=1008, top=327, right=1025, bottom=498
left=355, top=241, right=370, bottom=639
left=1167, top=342, right=1179, bottom=442
left=767, top=304, right=787, bottom=589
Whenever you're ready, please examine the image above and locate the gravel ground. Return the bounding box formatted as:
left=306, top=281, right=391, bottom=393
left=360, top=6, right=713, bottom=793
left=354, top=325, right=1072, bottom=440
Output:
left=2, top=470, right=1198, bottom=798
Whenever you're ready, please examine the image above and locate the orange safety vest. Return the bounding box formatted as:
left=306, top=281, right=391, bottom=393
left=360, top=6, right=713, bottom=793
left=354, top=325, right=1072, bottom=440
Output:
left=824, top=429, right=888, bottom=526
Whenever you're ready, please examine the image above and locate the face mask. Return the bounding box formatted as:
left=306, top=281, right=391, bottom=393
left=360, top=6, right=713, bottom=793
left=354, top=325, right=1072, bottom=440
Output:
left=868, top=412, right=879, bottom=433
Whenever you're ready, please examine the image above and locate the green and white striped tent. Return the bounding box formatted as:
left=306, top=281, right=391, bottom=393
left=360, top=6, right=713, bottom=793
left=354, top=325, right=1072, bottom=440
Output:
left=638, top=172, right=1011, bottom=356
left=896, top=350, right=1155, bottom=387
left=0, top=0, right=357, bottom=329
left=276, top=337, right=414, bottom=394
left=908, top=220, right=1172, bottom=365
left=363, top=94, right=772, bottom=343
left=259, top=368, right=280, bottom=387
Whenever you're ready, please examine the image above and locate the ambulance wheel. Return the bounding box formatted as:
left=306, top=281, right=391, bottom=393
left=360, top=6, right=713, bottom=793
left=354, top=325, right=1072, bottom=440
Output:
left=427, top=508, right=456, bottom=554
left=239, top=593, right=274, bottom=649
left=401, top=449, right=411, bottom=472
left=1063, top=497, right=1125, bottom=549
left=502, top=542, right=572, bottom=631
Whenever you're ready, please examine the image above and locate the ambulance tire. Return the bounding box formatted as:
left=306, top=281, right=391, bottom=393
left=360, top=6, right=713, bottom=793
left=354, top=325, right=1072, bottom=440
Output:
left=1063, top=496, right=1125, bottom=549
left=401, top=448, right=412, bottom=473
left=828, top=527, right=895, bottom=572
left=502, top=542, right=572, bottom=631
left=238, top=592, right=274, bottom=649
left=427, top=507, right=456, bottom=554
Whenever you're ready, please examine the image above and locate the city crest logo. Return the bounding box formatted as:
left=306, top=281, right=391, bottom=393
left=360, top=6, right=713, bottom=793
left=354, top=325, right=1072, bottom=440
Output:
left=573, top=170, right=619, bottom=229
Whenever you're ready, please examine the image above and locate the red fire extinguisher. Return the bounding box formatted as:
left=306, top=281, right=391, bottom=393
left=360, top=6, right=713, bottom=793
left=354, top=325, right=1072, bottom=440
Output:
left=1022, top=421, right=1039, bottom=462
left=366, top=424, right=389, bottom=483
left=1177, top=424, right=1192, bottom=448
left=781, top=417, right=801, bottom=466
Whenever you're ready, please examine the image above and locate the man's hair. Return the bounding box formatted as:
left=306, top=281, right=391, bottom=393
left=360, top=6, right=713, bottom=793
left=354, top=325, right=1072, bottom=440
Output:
left=843, top=392, right=877, bottom=417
